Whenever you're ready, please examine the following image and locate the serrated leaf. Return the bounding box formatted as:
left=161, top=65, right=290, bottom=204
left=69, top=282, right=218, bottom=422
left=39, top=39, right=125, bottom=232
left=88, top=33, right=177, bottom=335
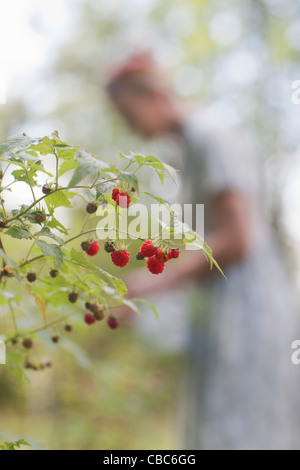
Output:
left=58, top=159, right=77, bottom=176
left=118, top=171, right=139, bottom=193
left=11, top=168, right=37, bottom=186
left=0, top=134, right=40, bottom=157
left=47, top=217, right=68, bottom=234
left=95, top=180, right=116, bottom=197
left=34, top=226, right=64, bottom=244
left=28, top=161, right=52, bottom=176
left=5, top=226, right=32, bottom=239
left=45, top=190, right=71, bottom=209
left=68, top=150, right=108, bottom=187
left=35, top=239, right=63, bottom=267
left=132, top=154, right=147, bottom=165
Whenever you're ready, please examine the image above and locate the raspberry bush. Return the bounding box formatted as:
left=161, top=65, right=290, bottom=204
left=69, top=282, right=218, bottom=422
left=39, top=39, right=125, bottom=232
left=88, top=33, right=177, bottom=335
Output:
left=0, top=131, right=222, bottom=381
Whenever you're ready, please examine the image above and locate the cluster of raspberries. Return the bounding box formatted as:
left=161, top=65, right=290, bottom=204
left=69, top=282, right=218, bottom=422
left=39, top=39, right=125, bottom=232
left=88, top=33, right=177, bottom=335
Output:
left=83, top=186, right=133, bottom=216
left=111, top=187, right=131, bottom=209
left=84, top=302, right=119, bottom=329
left=138, top=240, right=179, bottom=275
left=81, top=238, right=179, bottom=275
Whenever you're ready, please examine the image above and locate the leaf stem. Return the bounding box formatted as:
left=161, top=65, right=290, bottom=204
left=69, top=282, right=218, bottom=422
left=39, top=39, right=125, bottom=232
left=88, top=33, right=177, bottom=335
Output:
left=54, top=148, right=59, bottom=190
left=8, top=302, right=18, bottom=332
left=25, top=168, right=36, bottom=203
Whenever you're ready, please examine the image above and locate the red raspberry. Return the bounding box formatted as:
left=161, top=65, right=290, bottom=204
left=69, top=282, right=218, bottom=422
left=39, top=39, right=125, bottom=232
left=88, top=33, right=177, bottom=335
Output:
left=147, top=257, right=165, bottom=275
left=166, top=249, right=180, bottom=261
left=155, top=249, right=166, bottom=263
left=107, top=316, right=119, bottom=330
left=140, top=240, right=157, bottom=258
left=111, top=187, right=120, bottom=201
left=84, top=313, right=96, bottom=325
left=111, top=250, right=130, bottom=267
left=86, top=241, right=99, bottom=256
left=116, top=192, right=131, bottom=208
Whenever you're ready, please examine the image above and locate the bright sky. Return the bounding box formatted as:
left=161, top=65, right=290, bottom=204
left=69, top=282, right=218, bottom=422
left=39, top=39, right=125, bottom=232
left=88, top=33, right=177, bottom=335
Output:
left=0, top=0, right=74, bottom=101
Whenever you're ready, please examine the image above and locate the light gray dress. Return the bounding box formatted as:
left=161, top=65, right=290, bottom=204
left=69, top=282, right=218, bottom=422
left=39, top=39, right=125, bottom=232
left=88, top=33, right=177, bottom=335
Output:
left=179, top=112, right=300, bottom=450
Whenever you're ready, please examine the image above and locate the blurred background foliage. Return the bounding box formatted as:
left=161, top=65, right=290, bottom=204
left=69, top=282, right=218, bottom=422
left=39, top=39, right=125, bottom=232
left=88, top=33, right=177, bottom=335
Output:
left=1, top=0, right=300, bottom=449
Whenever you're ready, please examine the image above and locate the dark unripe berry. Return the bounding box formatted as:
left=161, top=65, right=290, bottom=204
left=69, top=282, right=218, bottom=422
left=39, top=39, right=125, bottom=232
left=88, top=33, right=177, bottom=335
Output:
left=64, top=324, right=73, bottom=332
left=11, top=337, right=18, bottom=345
left=86, top=201, right=98, bottom=214
left=42, top=184, right=52, bottom=195
left=136, top=252, right=144, bottom=260
left=24, top=358, right=33, bottom=369
left=50, top=269, right=59, bottom=278
left=104, top=239, right=116, bottom=253
left=23, top=337, right=34, bottom=349
left=34, top=214, right=46, bottom=224
left=86, top=302, right=98, bottom=313
left=0, top=220, right=6, bottom=228
left=26, top=272, right=37, bottom=283
left=94, top=309, right=105, bottom=321
left=68, top=292, right=78, bottom=303
left=3, top=266, right=14, bottom=277
left=24, top=358, right=38, bottom=370
left=51, top=335, right=60, bottom=344
left=107, top=316, right=119, bottom=330
left=81, top=241, right=91, bottom=252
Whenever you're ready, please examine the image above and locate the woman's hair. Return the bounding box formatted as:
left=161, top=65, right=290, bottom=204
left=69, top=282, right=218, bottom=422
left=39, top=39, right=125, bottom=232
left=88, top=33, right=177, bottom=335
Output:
left=105, top=52, right=165, bottom=97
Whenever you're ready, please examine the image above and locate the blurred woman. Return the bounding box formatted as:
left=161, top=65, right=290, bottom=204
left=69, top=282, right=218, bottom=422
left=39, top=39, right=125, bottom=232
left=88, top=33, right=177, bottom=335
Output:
left=106, top=53, right=300, bottom=450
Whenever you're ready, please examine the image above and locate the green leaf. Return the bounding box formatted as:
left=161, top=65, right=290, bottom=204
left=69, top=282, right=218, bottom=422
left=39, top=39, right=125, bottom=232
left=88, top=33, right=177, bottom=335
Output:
left=163, top=162, right=178, bottom=183
left=118, top=171, right=139, bottom=193
left=47, top=217, right=69, bottom=234
left=5, top=226, right=32, bottom=239
left=11, top=168, right=37, bottom=186
left=28, top=161, right=52, bottom=176
left=58, top=159, right=77, bottom=176
left=34, top=226, right=64, bottom=244
left=132, top=154, right=147, bottom=165
left=45, top=190, right=71, bottom=209
left=68, top=150, right=108, bottom=187
left=143, top=192, right=169, bottom=205
left=95, top=180, right=116, bottom=197
left=35, top=240, right=63, bottom=268
left=0, top=134, right=40, bottom=157
left=118, top=152, right=134, bottom=161
left=0, top=439, right=31, bottom=450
